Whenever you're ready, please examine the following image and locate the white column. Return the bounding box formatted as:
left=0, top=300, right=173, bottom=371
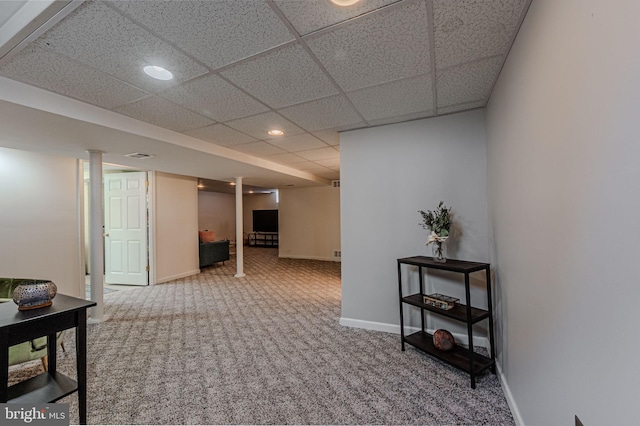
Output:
left=88, top=150, right=104, bottom=321
left=234, top=176, right=245, bottom=278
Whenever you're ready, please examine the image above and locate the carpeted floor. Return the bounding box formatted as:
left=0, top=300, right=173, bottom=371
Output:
left=9, top=247, right=514, bottom=425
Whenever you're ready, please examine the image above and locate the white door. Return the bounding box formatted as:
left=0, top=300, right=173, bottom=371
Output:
left=104, top=172, right=148, bottom=285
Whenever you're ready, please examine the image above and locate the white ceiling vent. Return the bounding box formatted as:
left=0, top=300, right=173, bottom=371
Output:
left=125, top=152, right=155, bottom=159
left=332, top=180, right=340, bottom=188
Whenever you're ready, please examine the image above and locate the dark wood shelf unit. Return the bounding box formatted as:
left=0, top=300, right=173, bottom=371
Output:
left=8, top=371, right=78, bottom=403
left=397, top=256, right=495, bottom=389
left=405, top=331, right=494, bottom=375
left=402, top=293, right=490, bottom=324
left=0, top=294, right=95, bottom=424
left=248, top=232, right=278, bottom=248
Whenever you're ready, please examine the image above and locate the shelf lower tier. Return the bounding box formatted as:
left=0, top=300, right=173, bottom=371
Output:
left=8, top=372, right=78, bottom=403
left=403, top=294, right=489, bottom=323
left=404, top=331, right=494, bottom=375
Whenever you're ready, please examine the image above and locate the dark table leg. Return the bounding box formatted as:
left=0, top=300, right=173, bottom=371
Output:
left=47, top=333, right=57, bottom=375
left=0, top=330, right=7, bottom=402
left=76, top=310, right=88, bottom=425
left=464, top=273, right=476, bottom=389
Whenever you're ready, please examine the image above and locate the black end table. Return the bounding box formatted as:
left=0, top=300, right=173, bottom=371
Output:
left=0, top=294, right=96, bottom=424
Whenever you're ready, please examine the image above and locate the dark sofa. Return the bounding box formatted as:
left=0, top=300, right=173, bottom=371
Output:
left=199, top=240, right=230, bottom=268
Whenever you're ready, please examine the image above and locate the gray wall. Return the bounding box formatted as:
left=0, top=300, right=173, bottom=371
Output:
left=486, top=0, right=640, bottom=424
left=340, top=110, right=488, bottom=335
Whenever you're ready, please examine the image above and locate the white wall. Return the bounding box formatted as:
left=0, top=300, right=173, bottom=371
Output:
left=278, top=186, right=340, bottom=261
left=340, top=110, right=488, bottom=335
left=0, top=148, right=83, bottom=297
left=198, top=191, right=235, bottom=241
left=154, top=172, right=199, bottom=283
left=485, top=1, right=640, bottom=424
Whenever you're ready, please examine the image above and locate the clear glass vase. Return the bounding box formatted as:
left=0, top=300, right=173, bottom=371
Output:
left=432, top=241, right=447, bottom=263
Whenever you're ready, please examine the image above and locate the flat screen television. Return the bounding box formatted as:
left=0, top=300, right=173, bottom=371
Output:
left=253, top=209, right=278, bottom=233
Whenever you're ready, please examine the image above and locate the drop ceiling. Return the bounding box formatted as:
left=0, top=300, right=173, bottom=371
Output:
left=0, top=0, right=530, bottom=188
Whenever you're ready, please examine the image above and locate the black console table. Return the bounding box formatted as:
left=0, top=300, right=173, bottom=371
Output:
left=248, top=232, right=278, bottom=247
left=397, top=256, right=495, bottom=388
left=0, top=294, right=96, bottom=424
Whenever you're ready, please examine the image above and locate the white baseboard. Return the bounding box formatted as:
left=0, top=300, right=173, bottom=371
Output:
left=155, top=269, right=200, bottom=284
left=496, top=362, right=524, bottom=426
left=339, top=317, right=400, bottom=333
left=278, top=254, right=341, bottom=262
left=338, top=317, right=489, bottom=348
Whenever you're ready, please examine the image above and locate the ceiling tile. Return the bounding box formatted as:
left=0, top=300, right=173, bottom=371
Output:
left=438, top=100, right=486, bottom=115
left=114, top=97, right=214, bottom=132
left=347, top=74, right=434, bottom=121
left=263, top=152, right=308, bottom=165
left=225, top=112, right=305, bottom=140
left=315, top=157, right=340, bottom=170
left=436, top=56, right=503, bottom=107
left=0, top=45, right=149, bottom=109
left=267, top=133, right=329, bottom=152
left=184, top=124, right=257, bottom=146
left=229, top=141, right=287, bottom=157
left=306, top=0, right=430, bottom=91
left=221, top=43, right=337, bottom=109
left=37, top=1, right=208, bottom=93
left=161, top=74, right=268, bottom=122
left=367, top=110, right=435, bottom=127
left=296, top=147, right=340, bottom=161
left=311, top=130, right=340, bottom=146
left=294, top=162, right=334, bottom=174
left=278, top=95, right=361, bottom=132
left=109, top=0, right=294, bottom=69
left=274, top=0, right=397, bottom=36
left=434, top=0, right=527, bottom=68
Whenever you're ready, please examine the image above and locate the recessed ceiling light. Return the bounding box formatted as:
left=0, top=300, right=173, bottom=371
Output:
left=329, top=0, right=361, bottom=6
left=143, top=65, right=173, bottom=80
left=268, top=129, right=284, bottom=136
left=124, top=152, right=155, bottom=159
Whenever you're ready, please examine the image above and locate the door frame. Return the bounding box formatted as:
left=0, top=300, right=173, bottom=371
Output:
left=80, top=162, right=156, bottom=287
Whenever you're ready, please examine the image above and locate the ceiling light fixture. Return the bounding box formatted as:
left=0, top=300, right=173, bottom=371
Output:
left=230, top=182, right=236, bottom=186
left=124, top=152, right=155, bottom=159
left=268, top=129, right=284, bottom=136
left=329, top=0, right=361, bottom=6
left=143, top=65, right=174, bottom=80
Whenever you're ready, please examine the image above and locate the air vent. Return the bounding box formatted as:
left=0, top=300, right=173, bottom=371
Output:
left=125, top=152, right=155, bottom=159
left=332, top=180, right=340, bottom=188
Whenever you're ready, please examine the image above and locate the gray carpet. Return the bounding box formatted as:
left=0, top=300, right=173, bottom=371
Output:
left=9, top=248, right=514, bottom=425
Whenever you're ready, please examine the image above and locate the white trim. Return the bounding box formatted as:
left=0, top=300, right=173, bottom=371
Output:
left=76, top=159, right=86, bottom=299
left=279, top=254, right=341, bottom=262
left=339, top=317, right=399, bottom=334
left=155, top=269, right=201, bottom=284
left=338, top=317, right=490, bottom=348
left=147, top=171, right=156, bottom=285
left=496, top=361, right=525, bottom=426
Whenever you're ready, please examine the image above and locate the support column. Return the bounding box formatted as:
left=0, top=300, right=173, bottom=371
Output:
left=234, top=177, right=245, bottom=278
left=88, top=150, right=104, bottom=321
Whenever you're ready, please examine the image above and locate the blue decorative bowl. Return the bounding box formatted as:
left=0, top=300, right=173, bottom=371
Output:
left=12, top=280, right=57, bottom=310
